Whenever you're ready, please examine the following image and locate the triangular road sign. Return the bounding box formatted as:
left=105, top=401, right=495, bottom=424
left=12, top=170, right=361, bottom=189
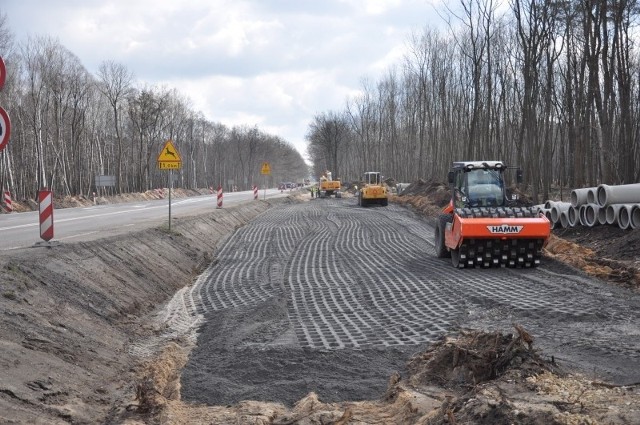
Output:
left=261, top=162, right=271, bottom=175
left=158, top=140, right=181, bottom=162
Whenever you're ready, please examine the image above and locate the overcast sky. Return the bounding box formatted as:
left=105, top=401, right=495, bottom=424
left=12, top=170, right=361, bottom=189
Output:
left=2, top=0, right=447, bottom=160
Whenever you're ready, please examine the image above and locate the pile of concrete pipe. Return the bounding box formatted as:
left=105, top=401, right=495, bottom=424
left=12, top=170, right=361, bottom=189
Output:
left=537, top=183, right=640, bottom=230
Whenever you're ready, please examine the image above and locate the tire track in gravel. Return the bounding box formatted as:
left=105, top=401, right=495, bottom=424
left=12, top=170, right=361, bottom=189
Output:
left=176, top=198, right=640, bottom=406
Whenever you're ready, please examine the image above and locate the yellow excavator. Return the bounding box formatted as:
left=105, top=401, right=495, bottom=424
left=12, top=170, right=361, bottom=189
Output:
left=319, top=170, right=342, bottom=198
left=358, top=171, right=388, bottom=207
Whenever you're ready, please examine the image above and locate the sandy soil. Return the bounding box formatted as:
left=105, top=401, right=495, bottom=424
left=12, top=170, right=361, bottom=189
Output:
left=1, top=187, right=639, bottom=424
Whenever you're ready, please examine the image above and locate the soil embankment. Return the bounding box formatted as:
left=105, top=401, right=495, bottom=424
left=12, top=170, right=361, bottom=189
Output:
left=0, top=198, right=272, bottom=424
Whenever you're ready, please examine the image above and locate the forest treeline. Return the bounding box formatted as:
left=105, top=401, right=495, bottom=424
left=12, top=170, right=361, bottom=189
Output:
left=306, top=0, right=640, bottom=203
left=0, top=13, right=308, bottom=201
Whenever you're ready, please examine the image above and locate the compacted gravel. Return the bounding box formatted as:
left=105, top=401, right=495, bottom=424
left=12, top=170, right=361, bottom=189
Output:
left=175, top=198, right=640, bottom=406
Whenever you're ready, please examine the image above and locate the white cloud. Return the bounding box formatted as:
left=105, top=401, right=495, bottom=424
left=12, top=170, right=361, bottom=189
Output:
left=3, top=0, right=444, bottom=159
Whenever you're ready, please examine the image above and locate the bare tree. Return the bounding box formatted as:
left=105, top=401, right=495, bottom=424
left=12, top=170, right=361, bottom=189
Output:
left=96, top=60, right=133, bottom=193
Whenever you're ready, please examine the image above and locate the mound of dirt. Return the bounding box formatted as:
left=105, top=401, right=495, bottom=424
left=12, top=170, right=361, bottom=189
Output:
left=407, top=326, right=553, bottom=390
left=127, top=326, right=639, bottom=424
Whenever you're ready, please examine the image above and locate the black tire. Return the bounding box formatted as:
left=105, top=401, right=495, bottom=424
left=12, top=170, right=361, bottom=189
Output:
left=435, top=214, right=452, bottom=258
left=359, top=192, right=367, bottom=207
left=451, top=249, right=462, bottom=268
left=381, top=198, right=388, bottom=206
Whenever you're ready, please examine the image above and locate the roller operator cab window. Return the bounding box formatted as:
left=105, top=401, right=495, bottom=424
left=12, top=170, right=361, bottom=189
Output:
left=466, top=169, right=504, bottom=207
left=454, top=171, right=466, bottom=208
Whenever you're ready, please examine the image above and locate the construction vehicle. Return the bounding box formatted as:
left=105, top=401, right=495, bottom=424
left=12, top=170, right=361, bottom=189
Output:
left=358, top=171, right=388, bottom=207
left=319, top=171, right=342, bottom=198
left=434, top=161, right=550, bottom=268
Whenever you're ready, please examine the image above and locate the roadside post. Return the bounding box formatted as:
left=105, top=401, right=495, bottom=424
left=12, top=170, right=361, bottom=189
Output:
left=217, top=185, right=223, bottom=208
left=157, top=140, right=182, bottom=231
left=38, top=189, right=54, bottom=241
left=253, top=185, right=258, bottom=200
left=261, top=162, right=271, bottom=200
left=3, top=191, right=11, bottom=212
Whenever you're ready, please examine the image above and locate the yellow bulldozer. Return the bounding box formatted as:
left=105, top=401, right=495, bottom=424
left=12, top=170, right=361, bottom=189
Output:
left=358, top=171, right=388, bottom=207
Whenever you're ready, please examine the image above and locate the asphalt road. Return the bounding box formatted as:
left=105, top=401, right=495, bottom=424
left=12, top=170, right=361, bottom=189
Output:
left=0, top=188, right=287, bottom=251
left=145, top=197, right=640, bottom=407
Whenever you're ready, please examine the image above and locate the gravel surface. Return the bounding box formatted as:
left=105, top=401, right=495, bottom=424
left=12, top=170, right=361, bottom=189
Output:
left=178, top=198, right=640, bottom=408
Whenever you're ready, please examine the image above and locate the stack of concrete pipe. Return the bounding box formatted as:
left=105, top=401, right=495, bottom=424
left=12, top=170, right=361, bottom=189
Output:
left=596, top=183, right=640, bottom=229
left=541, top=184, right=640, bottom=230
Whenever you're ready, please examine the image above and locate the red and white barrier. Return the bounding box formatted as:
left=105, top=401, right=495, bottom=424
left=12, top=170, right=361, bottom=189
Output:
left=38, top=189, right=54, bottom=241
left=3, top=191, right=11, bottom=212
left=217, top=185, right=223, bottom=208
left=253, top=185, right=258, bottom=200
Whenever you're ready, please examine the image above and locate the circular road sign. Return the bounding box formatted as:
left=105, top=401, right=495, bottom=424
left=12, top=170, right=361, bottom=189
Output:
left=0, top=57, right=5, bottom=91
left=0, top=106, right=11, bottom=152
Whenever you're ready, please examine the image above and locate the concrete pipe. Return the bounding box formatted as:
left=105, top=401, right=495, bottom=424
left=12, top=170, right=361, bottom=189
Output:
left=544, top=210, right=557, bottom=229
left=544, top=200, right=562, bottom=210
left=567, top=205, right=579, bottom=227
left=551, top=202, right=571, bottom=223
left=597, top=183, right=640, bottom=207
left=618, top=205, right=633, bottom=230
left=579, top=204, right=589, bottom=226
left=570, top=187, right=595, bottom=207
left=587, top=188, right=598, bottom=205
left=606, top=204, right=624, bottom=225
left=584, top=204, right=600, bottom=227
left=597, top=205, right=607, bottom=225
left=631, top=204, right=640, bottom=229
left=559, top=211, right=569, bottom=228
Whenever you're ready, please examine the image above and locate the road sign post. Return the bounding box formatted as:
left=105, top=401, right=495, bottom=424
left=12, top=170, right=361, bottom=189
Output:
left=261, top=162, right=271, bottom=200
left=157, top=140, right=182, bottom=230
left=168, top=170, right=172, bottom=230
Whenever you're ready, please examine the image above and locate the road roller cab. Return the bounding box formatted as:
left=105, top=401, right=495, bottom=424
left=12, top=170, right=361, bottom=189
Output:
left=434, top=161, right=551, bottom=268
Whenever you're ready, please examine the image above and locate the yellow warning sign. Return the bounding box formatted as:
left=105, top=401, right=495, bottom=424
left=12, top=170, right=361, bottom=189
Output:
left=261, top=162, right=271, bottom=175
left=157, top=140, right=182, bottom=170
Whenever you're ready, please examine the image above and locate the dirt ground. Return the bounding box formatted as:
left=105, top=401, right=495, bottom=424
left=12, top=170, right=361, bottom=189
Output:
left=0, top=185, right=639, bottom=424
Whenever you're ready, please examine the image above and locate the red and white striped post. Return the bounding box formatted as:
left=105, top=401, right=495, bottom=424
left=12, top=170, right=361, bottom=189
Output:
left=38, top=189, right=54, bottom=241
left=217, top=185, right=223, bottom=208
left=3, top=191, right=11, bottom=212
left=253, top=185, right=258, bottom=200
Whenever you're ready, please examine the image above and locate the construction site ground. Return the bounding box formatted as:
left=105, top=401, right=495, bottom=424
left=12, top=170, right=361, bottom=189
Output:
left=0, top=184, right=638, bottom=425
